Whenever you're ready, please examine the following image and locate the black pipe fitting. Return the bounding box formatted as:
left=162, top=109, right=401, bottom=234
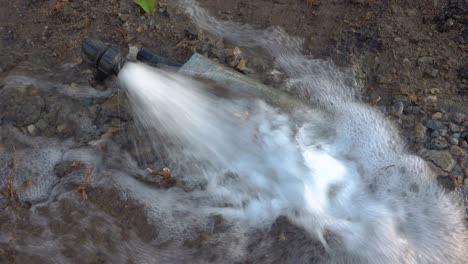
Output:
left=81, top=38, right=125, bottom=81
left=81, top=38, right=182, bottom=81
left=136, top=48, right=182, bottom=68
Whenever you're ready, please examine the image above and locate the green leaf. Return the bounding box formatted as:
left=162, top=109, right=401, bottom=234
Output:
left=134, top=0, right=158, bottom=15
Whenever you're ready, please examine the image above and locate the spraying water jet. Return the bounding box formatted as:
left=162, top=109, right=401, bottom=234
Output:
left=78, top=25, right=468, bottom=262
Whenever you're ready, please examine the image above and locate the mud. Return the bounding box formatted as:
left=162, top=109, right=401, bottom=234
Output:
left=1, top=0, right=467, bottom=263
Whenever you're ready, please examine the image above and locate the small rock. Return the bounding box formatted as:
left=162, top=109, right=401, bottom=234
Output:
left=418, top=149, right=456, bottom=172
left=460, top=141, right=468, bottom=148
left=376, top=74, right=391, bottom=84
left=429, top=88, right=440, bottom=94
left=425, top=69, right=439, bottom=78
left=405, top=106, right=421, bottom=115
left=54, top=161, right=82, bottom=178
left=227, top=47, right=241, bottom=58
left=430, top=130, right=440, bottom=138
left=236, top=59, right=253, bottom=74
left=452, top=113, right=466, bottom=124
left=306, top=0, right=321, bottom=7
left=425, top=120, right=445, bottom=130
left=417, top=56, right=434, bottom=68
left=27, top=124, right=38, bottom=136
left=432, top=112, right=443, bottom=120
left=449, top=137, right=459, bottom=146
left=35, top=119, right=48, bottom=131
left=453, top=133, right=461, bottom=139
left=413, top=123, right=426, bottom=143
left=439, top=129, right=448, bottom=137
left=450, top=146, right=465, bottom=157
left=448, top=122, right=460, bottom=132
left=57, top=123, right=68, bottom=134
left=423, top=95, right=437, bottom=104
left=267, top=69, right=285, bottom=85
left=391, top=102, right=404, bottom=116
left=430, top=137, right=449, bottom=150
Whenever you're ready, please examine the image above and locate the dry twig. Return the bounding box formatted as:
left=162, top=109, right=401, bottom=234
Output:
left=7, top=147, right=19, bottom=206
left=77, top=166, right=94, bottom=200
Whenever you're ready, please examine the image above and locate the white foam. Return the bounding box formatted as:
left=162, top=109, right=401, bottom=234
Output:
left=116, top=2, right=468, bottom=262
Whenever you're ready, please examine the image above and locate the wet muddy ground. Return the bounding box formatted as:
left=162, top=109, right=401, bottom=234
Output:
left=1, top=0, right=468, bottom=263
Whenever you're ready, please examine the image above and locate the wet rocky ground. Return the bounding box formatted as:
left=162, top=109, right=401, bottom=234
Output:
left=0, top=0, right=468, bottom=263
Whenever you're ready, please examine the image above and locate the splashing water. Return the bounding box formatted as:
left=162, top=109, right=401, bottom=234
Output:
left=116, top=2, right=468, bottom=263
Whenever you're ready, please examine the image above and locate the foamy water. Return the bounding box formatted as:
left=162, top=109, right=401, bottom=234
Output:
left=0, top=1, right=466, bottom=263
left=116, top=1, right=468, bottom=263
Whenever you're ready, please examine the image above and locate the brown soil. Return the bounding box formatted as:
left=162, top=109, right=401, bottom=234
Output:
left=0, top=0, right=467, bottom=263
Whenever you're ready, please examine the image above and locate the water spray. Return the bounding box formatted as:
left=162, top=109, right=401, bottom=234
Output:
left=79, top=27, right=468, bottom=263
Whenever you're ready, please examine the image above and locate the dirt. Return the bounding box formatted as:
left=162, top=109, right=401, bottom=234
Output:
left=0, top=0, right=467, bottom=263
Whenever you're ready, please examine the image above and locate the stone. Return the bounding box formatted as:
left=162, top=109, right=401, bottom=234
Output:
left=449, top=137, right=459, bottom=146
left=405, top=106, right=421, bottom=115
left=429, top=88, right=440, bottom=94
left=460, top=141, right=468, bottom=148
left=236, top=59, right=253, bottom=74
left=57, top=123, right=68, bottom=134
left=450, top=146, right=465, bottom=157
left=423, top=95, right=437, bottom=104
left=429, top=137, right=448, bottom=150
left=439, top=129, right=448, bottom=137
left=268, top=69, right=285, bottom=84
left=27, top=124, right=38, bottom=136
left=426, top=69, right=439, bottom=78
left=418, top=149, right=456, bottom=172
left=425, top=120, right=445, bottom=130
left=391, top=102, right=404, bottom=116
left=448, top=122, right=460, bottom=132
left=432, top=112, right=443, bottom=119
left=376, top=74, right=391, bottom=84
left=413, top=123, right=427, bottom=143
left=54, top=161, right=82, bottom=178
left=452, top=112, right=466, bottom=124
left=35, top=119, right=48, bottom=131
left=417, top=56, right=434, bottom=68
left=430, top=130, right=440, bottom=138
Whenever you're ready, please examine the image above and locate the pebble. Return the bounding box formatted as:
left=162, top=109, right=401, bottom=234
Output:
left=452, top=112, right=466, bottom=124
left=268, top=69, right=285, bottom=85
left=57, top=123, right=68, bottom=134
left=236, top=59, right=253, bottom=74
left=439, top=129, right=448, bottom=137
left=432, top=112, right=443, bottom=119
left=448, top=122, right=460, bottom=132
left=423, top=95, right=437, bottom=104
left=376, top=74, right=391, bottom=84
left=417, top=56, right=434, bottom=68
left=391, top=102, right=404, bottom=116
left=460, top=141, right=468, bottom=148
left=425, top=120, right=444, bottom=130
left=449, top=137, right=459, bottom=146
left=27, top=124, right=38, bottom=136
left=419, top=149, right=456, bottom=172
left=429, top=88, right=440, bottom=94
left=450, top=145, right=465, bottom=157
left=35, top=119, right=48, bottom=131
left=430, top=136, right=449, bottom=150
left=413, top=123, right=426, bottom=143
